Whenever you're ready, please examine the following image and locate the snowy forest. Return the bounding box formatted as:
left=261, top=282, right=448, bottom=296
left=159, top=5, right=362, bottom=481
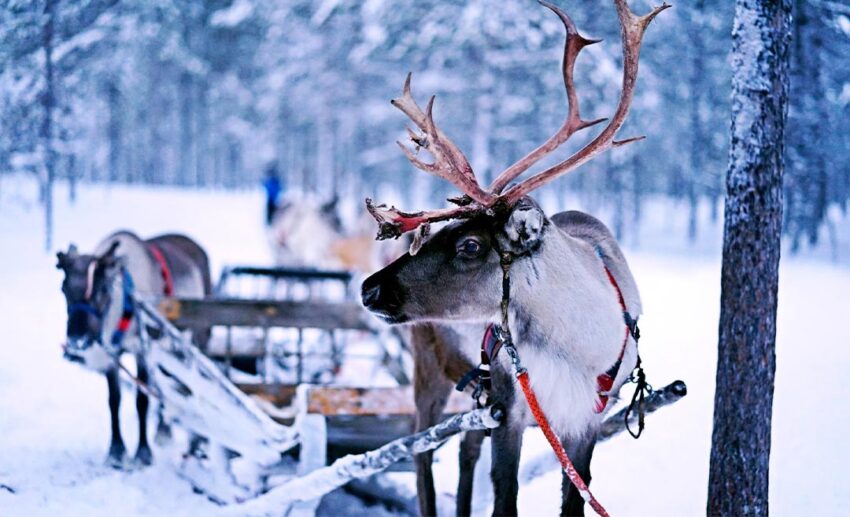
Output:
left=1, top=0, right=849, bottom=250
left=1, top=0, right=850, bottom=516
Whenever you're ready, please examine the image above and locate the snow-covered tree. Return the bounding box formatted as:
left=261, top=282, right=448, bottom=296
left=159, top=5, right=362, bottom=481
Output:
left=708, top=0, right=791, bottom=512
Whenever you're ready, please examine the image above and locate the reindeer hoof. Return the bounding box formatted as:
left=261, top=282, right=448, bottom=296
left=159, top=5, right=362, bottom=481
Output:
left=134, top=445, right=153, bottom=467
left=105, top=442, right=128, bottom=469
left=154, top=423, right=173, bottom=446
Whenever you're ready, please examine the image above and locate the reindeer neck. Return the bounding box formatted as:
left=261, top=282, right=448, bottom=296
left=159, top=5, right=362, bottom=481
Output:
left=100, top=232, right=161, bottom=296
left=507, top=231, right=624, bottom=372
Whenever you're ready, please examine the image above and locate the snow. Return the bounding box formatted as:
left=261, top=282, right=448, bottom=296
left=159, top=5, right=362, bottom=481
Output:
left=1, top=176, right=849, bottom=516
left=210, top=0, right=255, bottom=29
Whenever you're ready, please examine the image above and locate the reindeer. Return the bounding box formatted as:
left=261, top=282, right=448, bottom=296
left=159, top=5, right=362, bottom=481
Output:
left=271, top=196, right=408, bottom=273
left=56, top=231, right=212, bottom=468
left=270, top=197, right=345, bottom=268
left=360, top=1, right=668, bottom=514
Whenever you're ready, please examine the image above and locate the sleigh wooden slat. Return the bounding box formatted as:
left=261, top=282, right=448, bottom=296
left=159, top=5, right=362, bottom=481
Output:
left=306, top=386, right=470, bottom=416
left=238, top=384, right=470, bottom=418
left=237, top=383, right=473, bottom=467
left=134, top=299, right=299, bottom=462
left=220, top=265, right=353, bottom=283
left=160, top=298, right=372, bottom=331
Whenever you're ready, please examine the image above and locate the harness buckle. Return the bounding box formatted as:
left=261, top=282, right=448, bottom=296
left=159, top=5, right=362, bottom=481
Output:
left=455, top=365, right=483, bottom=393
left=624, top=311, right=641, bottom=341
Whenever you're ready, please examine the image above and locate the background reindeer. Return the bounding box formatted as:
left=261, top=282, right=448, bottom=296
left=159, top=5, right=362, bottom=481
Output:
left=270, top=195, right=407, bottom=273
left=361, top=0, right=667, bottom=514
left=56, top=231, right=211, bottom=468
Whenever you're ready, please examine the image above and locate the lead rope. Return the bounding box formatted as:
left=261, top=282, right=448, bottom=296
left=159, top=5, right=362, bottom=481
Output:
left=624, top=357, right=651, bottom=439
left=497, top=252, right=610, bottom=517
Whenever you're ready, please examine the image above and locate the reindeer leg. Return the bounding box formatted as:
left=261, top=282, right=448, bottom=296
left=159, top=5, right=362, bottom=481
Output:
left=106, top=368, right=127, bottom=468
left=489, top=365, right=522, bottom=517
left=412, top=324, right=454, bottom=517
left=154, top=402, right=172, bottom=445
left=456, top=429, right=485, bottom=517
left=560, top=436, right=596, bottom=517
left=134, top=355, right=153, bottom=466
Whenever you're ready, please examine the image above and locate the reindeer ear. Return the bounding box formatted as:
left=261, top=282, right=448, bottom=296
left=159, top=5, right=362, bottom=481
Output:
left=498, top=197, right=548, bottom=255
left=56, top=244, right=79, bottom=269
left=321, top=196, right=339, bottom=215
left=97, top=241, right=121, bottom=269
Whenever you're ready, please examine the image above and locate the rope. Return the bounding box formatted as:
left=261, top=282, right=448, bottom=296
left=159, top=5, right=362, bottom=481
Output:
left=515, top=367, right=610, bottom=517
left=624, top=359, right=651, bottom=439
left=116, top=360, right=160, bottom=400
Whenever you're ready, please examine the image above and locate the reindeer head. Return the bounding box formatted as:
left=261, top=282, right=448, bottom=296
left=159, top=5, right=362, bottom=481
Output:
left=56, top=241, right=122, bottom=371
left=362, top=0, right=668, bottom=324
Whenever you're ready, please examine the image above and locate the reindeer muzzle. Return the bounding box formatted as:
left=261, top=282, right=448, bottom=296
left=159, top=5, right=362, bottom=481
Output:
left=361, top=271, right=408, bottom=323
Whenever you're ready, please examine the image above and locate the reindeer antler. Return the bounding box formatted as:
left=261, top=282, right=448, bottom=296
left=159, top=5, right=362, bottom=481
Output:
left=499, top=0, right=671, bottom=205
left=367, top=0, right=669, bottom=242
left=487, top=0, right=607, bottom=195
left=392, top=73, right=495, bottom=207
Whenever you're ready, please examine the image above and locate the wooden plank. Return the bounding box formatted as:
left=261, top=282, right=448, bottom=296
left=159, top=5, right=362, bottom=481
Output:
left=326, top=415, right=417, bottom=455
left=307, top=386, right=471, bottom=417
left=161, top=298, right=373, bottom=331
left=223, top=266, right=352, bottom=282
left=235, top=384, right=472, bottom=418
left=239, top=384, right=299, bottom=409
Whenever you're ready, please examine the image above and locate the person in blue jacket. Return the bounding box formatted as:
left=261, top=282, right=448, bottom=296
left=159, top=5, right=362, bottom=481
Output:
left=262, top=163, right=283, bottom=226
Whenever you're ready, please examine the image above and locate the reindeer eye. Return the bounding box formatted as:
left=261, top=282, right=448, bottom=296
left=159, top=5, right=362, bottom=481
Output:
left=457, top=238, right=482, bottom=257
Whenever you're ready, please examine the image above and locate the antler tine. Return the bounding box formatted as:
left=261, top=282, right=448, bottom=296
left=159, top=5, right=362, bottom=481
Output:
left=488, top=0, right=606, bottom=195
left=501, top=0, right=670, bottom=206
left=391, top=73, right=494, bottom=206
left=366, top=198, right=482, bottom=241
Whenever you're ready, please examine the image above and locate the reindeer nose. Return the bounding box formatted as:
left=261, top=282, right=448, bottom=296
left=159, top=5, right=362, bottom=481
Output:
left=361, top=283, right=381, bottom=308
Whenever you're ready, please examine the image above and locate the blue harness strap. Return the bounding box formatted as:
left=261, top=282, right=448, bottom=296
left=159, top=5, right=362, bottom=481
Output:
left=455, top=324, right=501, bottom=395
left=109, top=268, right=136, bottom=349
left=67, top=302, right=100, bottom=317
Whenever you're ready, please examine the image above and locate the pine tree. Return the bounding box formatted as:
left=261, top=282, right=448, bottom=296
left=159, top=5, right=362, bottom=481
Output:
left=708, top=0, right=791, bottom=513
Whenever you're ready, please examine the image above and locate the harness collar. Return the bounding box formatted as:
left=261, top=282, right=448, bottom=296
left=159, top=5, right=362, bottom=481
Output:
left=65, top=266, right=135, bottom=357
left=147, top=243, right=174, bottom=297
left=109, top=268, right=136, bottom=353
left=456, top=246, right=642, bottom=415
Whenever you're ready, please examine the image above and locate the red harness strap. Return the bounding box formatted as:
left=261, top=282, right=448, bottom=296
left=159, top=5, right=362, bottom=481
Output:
left=594, top=263, right=636, bottom=413
left=515, top=369, right=610, bottom=517
left=147, top=244, right=175, bottom=296
left=486, top=251, right=625, bottom=516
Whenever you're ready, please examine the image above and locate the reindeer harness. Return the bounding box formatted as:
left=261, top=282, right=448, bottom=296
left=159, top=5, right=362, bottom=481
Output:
left=67, top=244, right=175, bottom=356
left=67, top=266, right=136, bottom=357
left=455, top=245, right=652, bottom=517
left=456, top=248, right=647, bottom=415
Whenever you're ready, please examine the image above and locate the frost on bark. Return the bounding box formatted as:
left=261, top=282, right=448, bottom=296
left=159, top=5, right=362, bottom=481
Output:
left=708, top=0, right=790, bottom=515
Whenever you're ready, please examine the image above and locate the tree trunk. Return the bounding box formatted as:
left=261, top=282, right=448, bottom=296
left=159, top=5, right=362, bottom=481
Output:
left=687, top=0, right=706, bottom=243
left=40, top=0, right=58, bottom=252
left=707, top=1, right=790, bottom=514
left=195, top=82, right=210, bottom=186
left=179, top=72, right=193, bottom=186
left=631, top=153, right=642, bottom=246
left=67, top=153, right=77, bottom=203
left=106, top=79, right=122, bottom=183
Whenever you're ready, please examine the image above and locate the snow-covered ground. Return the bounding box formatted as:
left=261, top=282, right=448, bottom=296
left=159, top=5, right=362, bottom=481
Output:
left=1, top=177, right=848, bottom=516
